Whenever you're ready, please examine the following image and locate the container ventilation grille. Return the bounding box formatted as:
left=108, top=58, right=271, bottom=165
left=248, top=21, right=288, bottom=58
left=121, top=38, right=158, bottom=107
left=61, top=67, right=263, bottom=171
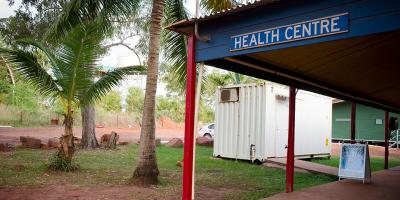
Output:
left=220, top=88, right=239, bottom=102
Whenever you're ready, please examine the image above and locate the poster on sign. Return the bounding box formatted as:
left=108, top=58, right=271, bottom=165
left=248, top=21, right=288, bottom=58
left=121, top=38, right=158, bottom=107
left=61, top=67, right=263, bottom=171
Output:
left=338, top=143, right=371, bottom=183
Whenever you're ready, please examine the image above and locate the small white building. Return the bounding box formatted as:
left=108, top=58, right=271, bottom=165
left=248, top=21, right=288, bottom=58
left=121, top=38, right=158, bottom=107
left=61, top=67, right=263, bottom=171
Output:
left=213, top=83, right=332, bottom=162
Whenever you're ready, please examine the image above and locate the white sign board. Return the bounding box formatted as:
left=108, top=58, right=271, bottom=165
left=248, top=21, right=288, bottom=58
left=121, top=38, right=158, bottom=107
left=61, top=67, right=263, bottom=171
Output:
left=338, top=143, right=371, bottom=183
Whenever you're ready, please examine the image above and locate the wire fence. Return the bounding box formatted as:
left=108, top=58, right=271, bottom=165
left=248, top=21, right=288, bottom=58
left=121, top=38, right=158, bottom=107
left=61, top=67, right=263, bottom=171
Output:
left=0, top=104, right=184, bottom=128
left=0, top=104, right=56, bottom=127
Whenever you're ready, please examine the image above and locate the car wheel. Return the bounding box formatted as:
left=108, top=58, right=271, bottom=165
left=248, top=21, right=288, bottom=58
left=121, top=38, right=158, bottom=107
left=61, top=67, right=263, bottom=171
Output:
left=204, top=133, right=212, bottom=139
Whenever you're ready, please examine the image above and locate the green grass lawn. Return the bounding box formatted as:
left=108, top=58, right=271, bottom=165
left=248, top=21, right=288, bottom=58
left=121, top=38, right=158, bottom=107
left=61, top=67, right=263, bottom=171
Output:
left=0, top=145, right=336, bottom=199
left=311, top=156, right=400, bottom=172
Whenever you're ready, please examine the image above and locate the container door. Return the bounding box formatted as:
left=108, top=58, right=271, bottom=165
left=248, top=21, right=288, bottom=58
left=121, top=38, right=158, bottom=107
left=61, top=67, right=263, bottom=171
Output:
left=236, top=86, right=252, bottom=160
left=275, top=97, right=289, bottom=157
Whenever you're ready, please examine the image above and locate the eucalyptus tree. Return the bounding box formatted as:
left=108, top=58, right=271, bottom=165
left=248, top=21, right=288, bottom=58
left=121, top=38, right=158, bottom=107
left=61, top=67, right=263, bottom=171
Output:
left=0, top=35, right=15, bottom=87
left=0, top=23, right=145, bottom=168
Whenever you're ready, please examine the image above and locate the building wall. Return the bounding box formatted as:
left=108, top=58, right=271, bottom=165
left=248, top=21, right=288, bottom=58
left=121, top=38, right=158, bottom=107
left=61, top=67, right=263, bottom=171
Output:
left=332, top=102, right=399, bottom=141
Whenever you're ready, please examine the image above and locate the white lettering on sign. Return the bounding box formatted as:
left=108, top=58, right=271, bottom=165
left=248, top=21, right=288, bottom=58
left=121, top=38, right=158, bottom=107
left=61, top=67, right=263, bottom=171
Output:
left=230, top=13, right=348, bottom=51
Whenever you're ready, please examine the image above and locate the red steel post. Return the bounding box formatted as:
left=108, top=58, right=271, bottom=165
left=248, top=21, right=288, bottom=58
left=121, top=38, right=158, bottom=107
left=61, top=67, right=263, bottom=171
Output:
left=384, top=111, right=389, bottom=169
left=351, top=103, right=356, bottom=144
left=286, top=87, right=296, bottom=193
left=182, top=35, right=196, bottom=200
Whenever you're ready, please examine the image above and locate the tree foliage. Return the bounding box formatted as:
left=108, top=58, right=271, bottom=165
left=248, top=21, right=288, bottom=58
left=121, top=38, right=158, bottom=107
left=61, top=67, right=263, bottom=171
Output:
left=126, top=87, right=145, bottom=114
left=98, top=90, right=122, bottom=112
left=1, top=0, right=68, bottom=46
left=0, top=22, right=145, bottom=165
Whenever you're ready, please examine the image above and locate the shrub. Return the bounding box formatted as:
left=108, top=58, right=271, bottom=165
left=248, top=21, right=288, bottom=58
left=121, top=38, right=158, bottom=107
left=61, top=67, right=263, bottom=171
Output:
left=47, top=152, right=79, bottom=172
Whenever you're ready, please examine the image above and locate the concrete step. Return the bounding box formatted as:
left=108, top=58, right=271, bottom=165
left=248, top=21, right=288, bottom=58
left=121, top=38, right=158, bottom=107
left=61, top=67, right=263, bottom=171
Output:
left=264, top=158, right=338, bottom=176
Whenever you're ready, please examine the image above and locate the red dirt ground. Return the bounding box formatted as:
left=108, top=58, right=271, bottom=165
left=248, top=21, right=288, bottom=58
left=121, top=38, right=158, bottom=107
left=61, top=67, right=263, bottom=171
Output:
left=1, top=126, right=398, bottom=158
left=0, top=184, right=233, bottom=200
left=0, top=126, right=184, bottom=145
left=1, top=127, right=400, bottom=199
left=331, top=143, right=400, bottom=158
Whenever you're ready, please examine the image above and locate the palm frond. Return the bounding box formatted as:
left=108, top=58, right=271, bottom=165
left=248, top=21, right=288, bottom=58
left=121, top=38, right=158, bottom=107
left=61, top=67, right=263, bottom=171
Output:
left=55, top=23, right=106, bottom=103
left=16, top=38, right=60, bottom=68
left=200, top=0, right=241, bottom=14
left=82, top=65, right=146, bottom=105
left=45, top=0, right=141, bottom=40
left=0, top=47, right=60, bottom=97
left=162, top=0, right=209, bottom=94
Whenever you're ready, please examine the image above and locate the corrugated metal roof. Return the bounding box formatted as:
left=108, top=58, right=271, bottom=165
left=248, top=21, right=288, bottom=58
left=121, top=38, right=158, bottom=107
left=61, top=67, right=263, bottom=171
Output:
left=197, top=0, right=279, bottom=20
left=166, top=0, right=280, bottom=34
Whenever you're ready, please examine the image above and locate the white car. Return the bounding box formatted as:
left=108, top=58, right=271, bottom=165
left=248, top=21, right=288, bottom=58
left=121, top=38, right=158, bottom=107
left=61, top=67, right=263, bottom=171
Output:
left=199, top=123, right=215, bottom=138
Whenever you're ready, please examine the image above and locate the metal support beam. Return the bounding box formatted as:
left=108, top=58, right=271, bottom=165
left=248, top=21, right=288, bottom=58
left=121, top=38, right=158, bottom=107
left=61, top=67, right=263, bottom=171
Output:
left=182, top=35, right=196, bottom=200
left=286, top=87, right=296, bottom=193
left=384, top=111, right=389, bottom=170
left=351, top=103, right=356, bottom=144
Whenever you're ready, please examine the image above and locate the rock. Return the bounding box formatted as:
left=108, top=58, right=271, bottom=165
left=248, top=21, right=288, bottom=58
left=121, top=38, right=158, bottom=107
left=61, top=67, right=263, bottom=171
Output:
left=0, top=143, right=14, bottom=152
left=196, top=136, right=214, bottom=147
left=100, top=134, right=111, bottom=144
left=40, top=143, right=48, bottom=150
left=73, top=137, right=82, bottom=148
left=176, top=160, right=184, bottom=167
left=20, top=136, right=41, bottom=149
left=166, top=138, right=183, bottom=148
left=50, top=118, right=59, bottom=125
left=118, top=141, right=129, bottom=145
left=47, top=137, right=60, bottom=148
left=105, top=131, right=119, bottom=149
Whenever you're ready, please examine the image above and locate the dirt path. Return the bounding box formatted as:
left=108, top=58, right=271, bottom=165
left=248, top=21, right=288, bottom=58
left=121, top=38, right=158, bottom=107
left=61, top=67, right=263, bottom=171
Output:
left=0, top=184, right=234, bottom=200
left=0, top=126, right=184, bottom=145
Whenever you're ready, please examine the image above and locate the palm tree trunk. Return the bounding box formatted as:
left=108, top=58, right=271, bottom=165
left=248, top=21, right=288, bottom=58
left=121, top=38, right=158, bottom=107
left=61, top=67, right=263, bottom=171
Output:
left=81, top=104, right=99, bottom=149
left=132, top=0, right=164, bottom=186
left=59, top=108, right=75, bottom=163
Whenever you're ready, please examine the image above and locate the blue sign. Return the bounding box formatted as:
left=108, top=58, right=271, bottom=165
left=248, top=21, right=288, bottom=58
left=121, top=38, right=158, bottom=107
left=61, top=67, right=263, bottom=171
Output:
left=230, top=13, right=348, bottom=51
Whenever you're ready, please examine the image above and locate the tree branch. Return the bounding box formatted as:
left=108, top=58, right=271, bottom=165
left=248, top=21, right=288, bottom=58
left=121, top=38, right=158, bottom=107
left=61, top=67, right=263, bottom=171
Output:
left=105, top=40, right=142, bottom=66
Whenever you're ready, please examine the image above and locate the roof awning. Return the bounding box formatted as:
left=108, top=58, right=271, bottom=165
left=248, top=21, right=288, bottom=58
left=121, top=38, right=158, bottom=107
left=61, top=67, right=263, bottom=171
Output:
left=167, top=0, right=400, bottom=112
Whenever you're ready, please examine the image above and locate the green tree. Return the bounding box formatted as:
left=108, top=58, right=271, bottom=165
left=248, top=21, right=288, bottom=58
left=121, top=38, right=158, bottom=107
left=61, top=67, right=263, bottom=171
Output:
left=46, top=0, right=246, bottom=184
left=43, top=0, right=141, bottom=150
left=126, top=87, right=145, bottom=114
left=6, top=82, right=39, bottom=112
left=0, top=23, right=145, bottom=168
left=99, top=91, right=122, bottom=112
left=204, top=71, right=262, bottom=100
left=1, top=0, right=68, bottom=46
left=156, top=96, right=185, bottom=122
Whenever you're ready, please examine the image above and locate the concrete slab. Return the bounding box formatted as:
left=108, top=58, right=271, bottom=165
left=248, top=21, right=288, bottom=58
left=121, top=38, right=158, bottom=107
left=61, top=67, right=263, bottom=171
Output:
left=264, top=167, right=400, bottom=200
left=265, top=158, right=338, bottom=176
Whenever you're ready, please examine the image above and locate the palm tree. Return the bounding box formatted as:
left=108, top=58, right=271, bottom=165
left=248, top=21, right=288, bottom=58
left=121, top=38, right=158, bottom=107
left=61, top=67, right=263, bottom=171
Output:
left=44, top=0, right=141, bottom=150
left=43, top=0, right=243, bottom=181
left=131, top=0, right=165, bottom=185
left=162, top=0, right=245, bottom=91
left=0, top=24, right=145, bottom=167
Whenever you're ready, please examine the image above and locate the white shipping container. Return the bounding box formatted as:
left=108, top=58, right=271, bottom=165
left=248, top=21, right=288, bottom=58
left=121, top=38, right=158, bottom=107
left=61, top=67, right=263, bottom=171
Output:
left=213, top=82, right=332, bottom=162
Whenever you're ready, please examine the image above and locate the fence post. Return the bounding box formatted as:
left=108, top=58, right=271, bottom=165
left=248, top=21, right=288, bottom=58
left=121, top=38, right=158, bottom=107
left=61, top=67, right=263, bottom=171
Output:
left=397, top=130, right=399, bottom=149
